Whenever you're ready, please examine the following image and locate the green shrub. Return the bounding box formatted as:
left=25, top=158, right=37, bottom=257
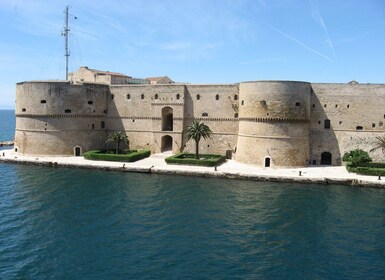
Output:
left=342, top=149, right=372, bottom=167
left=165, top=153, right=226, bottom=167
left=359, top=162, right=385, bottom=169
left=355, top=167, right=385, bottom=176
left=83, top=149, right=150, bottom=162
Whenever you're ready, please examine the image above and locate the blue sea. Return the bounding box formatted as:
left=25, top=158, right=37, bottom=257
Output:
left=1, top=110, right=385, bottom=279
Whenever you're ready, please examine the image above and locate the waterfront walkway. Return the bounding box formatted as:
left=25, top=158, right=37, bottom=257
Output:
left=1, top=149, right=384, bottom=188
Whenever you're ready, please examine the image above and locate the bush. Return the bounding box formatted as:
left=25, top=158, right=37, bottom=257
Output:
left=359, top=162, right=385, bottom=169
left=342, top=149, right=372, bottom=167
left=83, top=149, right=150, bottom=162
left=165, top=153, right=226, bottom=167
left=355, top=167, right=385, bottom=176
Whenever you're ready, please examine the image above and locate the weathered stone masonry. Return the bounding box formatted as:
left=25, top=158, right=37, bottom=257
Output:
left=14, top=79, right=385, bottom=167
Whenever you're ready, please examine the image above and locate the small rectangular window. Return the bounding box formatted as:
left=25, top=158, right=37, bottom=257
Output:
left=101, top=121, right=105, bottom=129
left=372, top=123, right=376, bottom=128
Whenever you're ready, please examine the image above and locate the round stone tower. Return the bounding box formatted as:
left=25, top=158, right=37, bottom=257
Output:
left=236, top=81, right=311, bottom=167
left=14, top=81, right=110, bottom=156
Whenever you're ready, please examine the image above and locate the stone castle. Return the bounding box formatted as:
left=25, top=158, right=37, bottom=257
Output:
left=14, top=66, right=385, bottom=167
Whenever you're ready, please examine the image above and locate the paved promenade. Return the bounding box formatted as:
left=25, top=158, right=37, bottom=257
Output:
left=1, top=149, right=384, bottom=188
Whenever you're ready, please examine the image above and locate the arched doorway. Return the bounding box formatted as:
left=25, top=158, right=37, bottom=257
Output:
left=162, top=107, right=173, bottom=131
left=321, top=152, right=332, bottom=165
left=264, top=157, right=271, bottom=167
left=161, top=135, right=173, bottom=152
left=74, top=146, right=82, bottom=156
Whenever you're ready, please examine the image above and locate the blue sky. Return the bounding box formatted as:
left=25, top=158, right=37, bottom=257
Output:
left=0, top=0, right=384, bottom=109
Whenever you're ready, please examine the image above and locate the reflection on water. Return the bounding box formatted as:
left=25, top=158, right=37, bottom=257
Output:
left=0, top=163, right=385, bottom=279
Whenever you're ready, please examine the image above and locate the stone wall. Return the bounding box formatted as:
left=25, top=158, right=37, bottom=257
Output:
left=14, top=79, right=385, bottom=166
left=236, top=81, right=311, bottom=166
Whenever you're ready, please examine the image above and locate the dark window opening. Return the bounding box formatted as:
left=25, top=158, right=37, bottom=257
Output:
left=101, top=121, right=105, bottom=129
left=295, top=102, right=301, bottom=106
left=335, top=104, right=338, bottom=108
left=347, top=105, right=350, bottom=108
left=65, top=109, right=71, bottom=113
left=155, top=94, right=159, bottom=99
left=234, top=113, right=238, bottom=118
left=162, top=107, right=173, bottom=131
left=111, top=94, right=114, bottom=100
left=312, top=160, right=317, bottom=165
left=372, top=123, right=376, bottom=128
left=312, top=104, right=315, bottom=108
left=234, top=95, right=238, bottom=101
left=215, top=95, right=219, bottom=100
left=88, top=101, right=93, bottom=105
left=75, top=147, right=81, bottom=156
left=318, top=120, right=321, bottom=124
left=127, top=94, right=131, bottom=99
left=339, top=121, right=343, bottom=125
left=324, top=104, right=327, bottom=108
left=197, top=94, right=200, bottom=100
left=202, top=112, right=208, bottom=117
left=176, top=94, right=180, bottom=100
left=132, top=119, right=135, bottom=122
left=321, top=152, right=332, bottom=165
left=22, top=108, right=26, bottom=112
left=356, top=126, right=363, bottom=130
left=241, top=100, right=244, bottom=105
left=324, top=119, right=331, bottom=129
left=141, top=94, right=144, bottom=100
left=92, top=124, right=95, bottom=129
left=103, top=109, right=108, bottom=114
left=40, top=100, right=46, bottom=104
left=264, top=157, right=271, bottom=167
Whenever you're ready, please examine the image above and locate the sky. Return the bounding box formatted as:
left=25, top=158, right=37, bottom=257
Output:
left=0, top=0, right=384, bottom=109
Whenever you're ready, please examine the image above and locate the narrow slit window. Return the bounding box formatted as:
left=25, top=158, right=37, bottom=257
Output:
left=215, top=94, right=219, bottom=100
left=141, top=94, right=144, bottom=100
left=127, top=94, right=131, bottom=99
left=155, top=94, right=158, bottom=99
left=197, top=94, right=200, bottom=100
left=234, top=95, right=238, bottom=101
left=176, top=94, right=180, bottom=100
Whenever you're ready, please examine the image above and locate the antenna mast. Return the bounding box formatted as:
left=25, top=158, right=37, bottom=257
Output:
left=63, top=5, right=70, bottom=80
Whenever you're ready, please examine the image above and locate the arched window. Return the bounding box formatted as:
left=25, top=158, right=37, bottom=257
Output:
left=162, top=107, right=173, bottom=131
left=155, top=94, right=159, bottom=99
left=324, top=119, right=330, bottom=129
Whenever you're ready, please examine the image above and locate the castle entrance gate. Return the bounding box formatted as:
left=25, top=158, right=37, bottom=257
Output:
left=321, top=152, right=332, bottom=165
left=161, top=135, right=173, bottom=152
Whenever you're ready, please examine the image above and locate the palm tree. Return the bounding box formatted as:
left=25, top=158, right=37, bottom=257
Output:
left=184, top=120, right=212, bottom=159
left=370, top=136, right=385, bottom=156
left=106, top=131, right=129, bottom=154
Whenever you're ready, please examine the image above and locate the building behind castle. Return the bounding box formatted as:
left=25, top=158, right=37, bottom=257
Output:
left=14, top=67, right=385, bottom=167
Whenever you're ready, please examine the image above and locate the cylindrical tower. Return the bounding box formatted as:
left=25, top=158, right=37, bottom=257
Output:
left=14, top=81, right=110, bottom=156
left=236, top=81, right=311, bottom=167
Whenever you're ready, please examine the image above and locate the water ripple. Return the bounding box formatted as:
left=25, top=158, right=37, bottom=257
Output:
left=1, top=164, right=385, bottom=279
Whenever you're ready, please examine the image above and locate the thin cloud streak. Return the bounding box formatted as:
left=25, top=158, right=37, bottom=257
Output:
left=309, top=0, right=336, bottom=58
left=261, top=21, right=334, bottom=63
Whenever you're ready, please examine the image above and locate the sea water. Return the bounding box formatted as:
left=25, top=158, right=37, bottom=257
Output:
left=1, top=110, right=385, bottom=279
